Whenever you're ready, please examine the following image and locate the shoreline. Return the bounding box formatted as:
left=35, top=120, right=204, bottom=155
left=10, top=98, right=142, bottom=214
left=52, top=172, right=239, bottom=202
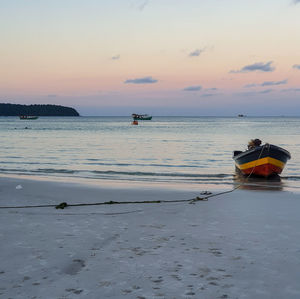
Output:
left=1, top=175, right=300, bottom=298
left=1, top=172, right=298, bottom=194
left=0, top=172, right=235, bottom=194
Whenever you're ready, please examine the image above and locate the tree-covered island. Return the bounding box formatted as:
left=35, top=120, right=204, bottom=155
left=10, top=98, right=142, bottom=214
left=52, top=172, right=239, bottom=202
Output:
left=0, top=104, right=80, bottom=116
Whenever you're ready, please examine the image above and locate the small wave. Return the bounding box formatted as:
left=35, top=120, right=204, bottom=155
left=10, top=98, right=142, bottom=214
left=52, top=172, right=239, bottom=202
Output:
left=281, top=176, right=300, bottom=181
left=84, top=162, right=132, bottom=166
left=0, top=167, right=231, bottom=180
left=0, top=168, right=27, bottom=173
left=91, top=170, right=231, bottom=179
left=0, top=161, right=57, bottom=165
left=0, top=168, right=75, bottom=174
left=84, top=162, right=200, bottom=168
left=36, top=168, right=76, bottom=174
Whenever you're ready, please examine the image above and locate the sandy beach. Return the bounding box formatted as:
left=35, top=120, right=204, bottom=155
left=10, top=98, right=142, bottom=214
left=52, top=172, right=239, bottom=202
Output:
left=2, top=0, right=300, bottom=297
left=0, top=176, right=300, bottom=299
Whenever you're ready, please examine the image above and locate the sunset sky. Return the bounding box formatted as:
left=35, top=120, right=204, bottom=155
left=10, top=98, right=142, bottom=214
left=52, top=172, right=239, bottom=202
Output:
left=1, top=0, right=300, bottom=115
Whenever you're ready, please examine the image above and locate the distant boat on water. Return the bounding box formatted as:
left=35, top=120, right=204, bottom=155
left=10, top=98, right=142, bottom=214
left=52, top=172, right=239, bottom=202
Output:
left=19, top=115, right=39, bottom=120
left=238, top=114, right=245, bottom=117
left=132, top=113, right=152, bottom=120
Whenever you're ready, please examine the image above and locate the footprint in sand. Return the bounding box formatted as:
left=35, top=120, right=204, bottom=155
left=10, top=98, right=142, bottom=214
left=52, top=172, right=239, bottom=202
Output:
left=121, top=289, right=132, bottom=294
left=152, top=277, right=163, bottom=283
left=66, top=288, right=83, bottom=295
left=209, top=248, right=222, bottom=256
left=64, top=259, right=85, bottom=275
left=185, top=291, right=195, bottom=296
left=23, top=276, right=31, bottom=281
left=170, top=274, right=182, bottom=281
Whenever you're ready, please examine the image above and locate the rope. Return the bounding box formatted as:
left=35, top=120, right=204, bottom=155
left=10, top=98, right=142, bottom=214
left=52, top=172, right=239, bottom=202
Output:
left=191, top=143, right=268, bottom=202
left=0, top=197, right=207, bottom=210
left=0, top=145, right=267, bottom=210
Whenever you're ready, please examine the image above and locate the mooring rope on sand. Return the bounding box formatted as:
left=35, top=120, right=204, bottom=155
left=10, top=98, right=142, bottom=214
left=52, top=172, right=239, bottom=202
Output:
left=0, top=197, right=207, bottom=210
left=0, top=184, right=248, bottom=210
left=191, top=144, right=267, bottom=202
left=0, top=146, right=266, bottom=210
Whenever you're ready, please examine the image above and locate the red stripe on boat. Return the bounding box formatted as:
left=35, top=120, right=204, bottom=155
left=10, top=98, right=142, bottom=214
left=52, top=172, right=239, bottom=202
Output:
left=241, top=163, right=283, bottom=177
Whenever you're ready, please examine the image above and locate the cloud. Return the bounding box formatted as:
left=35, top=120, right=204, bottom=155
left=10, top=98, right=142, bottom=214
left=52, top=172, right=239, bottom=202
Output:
left=261, top=79, right=287, bottom=86
left=244, top=79, right=287, bottom=88
left=134, top=0, right=149, bottom=11
left=281, top=88, right=300, bottom=92
left=188, top=48, right=206, bottom=57
left=111, top=55, right=120, bottom=60
left=203, top=88, right=218, bottom=92
left=259, top=89, right=273, bottom=94
left=124, top=76, right=158, bottom=84
left=237, top=89, right=273, bottom=96
left=47, top=94, right=57, bottom=97
left=293, top=64, right=300, bottom=70
left=201, top=93, right=221, bottom=97
left=183, top=85, right=202, bottom=91
left=293, top=0, right=300, bottom=4
left=130, top=0, right=149, bottom=11
left=244, top=83, right=258, bottom=88
left=230, top=61, right=275, bottom=73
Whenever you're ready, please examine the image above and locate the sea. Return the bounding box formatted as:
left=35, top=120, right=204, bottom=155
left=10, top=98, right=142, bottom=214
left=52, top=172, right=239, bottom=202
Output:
left=0, top=116, right=300, bottom=191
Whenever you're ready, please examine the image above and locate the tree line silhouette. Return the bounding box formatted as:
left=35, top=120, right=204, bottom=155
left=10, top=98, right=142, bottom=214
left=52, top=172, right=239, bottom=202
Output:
left=0, top=104, right=79, bottom=116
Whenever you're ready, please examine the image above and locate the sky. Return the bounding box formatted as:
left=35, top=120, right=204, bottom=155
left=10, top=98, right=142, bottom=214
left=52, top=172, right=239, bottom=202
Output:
left=0, top=0, right=300, bottom=116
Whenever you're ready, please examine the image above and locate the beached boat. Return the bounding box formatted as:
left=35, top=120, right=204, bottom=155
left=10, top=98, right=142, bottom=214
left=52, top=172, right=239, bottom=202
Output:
left=19, top=115, right=39, bottom=120
left=233, top=142, right=291, bottom=178
left=132, top=113, right=152, bottom=120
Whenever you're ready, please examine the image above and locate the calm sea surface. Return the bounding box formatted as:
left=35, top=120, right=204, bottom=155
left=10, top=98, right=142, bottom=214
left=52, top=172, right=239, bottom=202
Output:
left=0, top=116, right=299, bottom=190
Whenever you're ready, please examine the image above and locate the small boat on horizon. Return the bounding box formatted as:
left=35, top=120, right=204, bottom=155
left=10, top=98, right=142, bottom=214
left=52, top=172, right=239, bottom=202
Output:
left=19, top=115, right=39, bottom=120
left=132, top=113, right=152, bottom=120
left=233, top=139, right=291, bottom=178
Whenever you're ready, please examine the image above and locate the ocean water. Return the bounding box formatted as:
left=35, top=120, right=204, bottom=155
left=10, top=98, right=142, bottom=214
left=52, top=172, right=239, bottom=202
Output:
left=0, top=116, right=299, bottom=190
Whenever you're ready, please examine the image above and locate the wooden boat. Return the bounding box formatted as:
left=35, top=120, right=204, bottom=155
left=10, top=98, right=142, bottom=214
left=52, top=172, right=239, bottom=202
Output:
left=233, top=143, right=291, bottom=178
left=132, top=113, right=152, bottom=120
left=19, top=115, right=39, bottom=120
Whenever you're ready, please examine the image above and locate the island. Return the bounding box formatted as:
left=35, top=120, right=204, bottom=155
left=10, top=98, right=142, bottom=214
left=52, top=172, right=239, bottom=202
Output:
left=0, top=103, right=80, bottom=116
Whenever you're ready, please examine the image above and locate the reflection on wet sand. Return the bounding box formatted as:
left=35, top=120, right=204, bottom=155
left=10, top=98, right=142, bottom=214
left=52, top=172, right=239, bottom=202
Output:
left=234, top=169, right=284, bottom=191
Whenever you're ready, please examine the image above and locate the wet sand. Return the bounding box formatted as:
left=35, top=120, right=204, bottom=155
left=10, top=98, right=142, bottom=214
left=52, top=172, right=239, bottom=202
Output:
left=0, top=176, right=300, bottom=299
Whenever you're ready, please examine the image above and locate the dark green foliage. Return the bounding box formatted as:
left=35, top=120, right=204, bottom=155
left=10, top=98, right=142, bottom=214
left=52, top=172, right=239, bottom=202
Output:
left=0, top=103, right=80, bottom=116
